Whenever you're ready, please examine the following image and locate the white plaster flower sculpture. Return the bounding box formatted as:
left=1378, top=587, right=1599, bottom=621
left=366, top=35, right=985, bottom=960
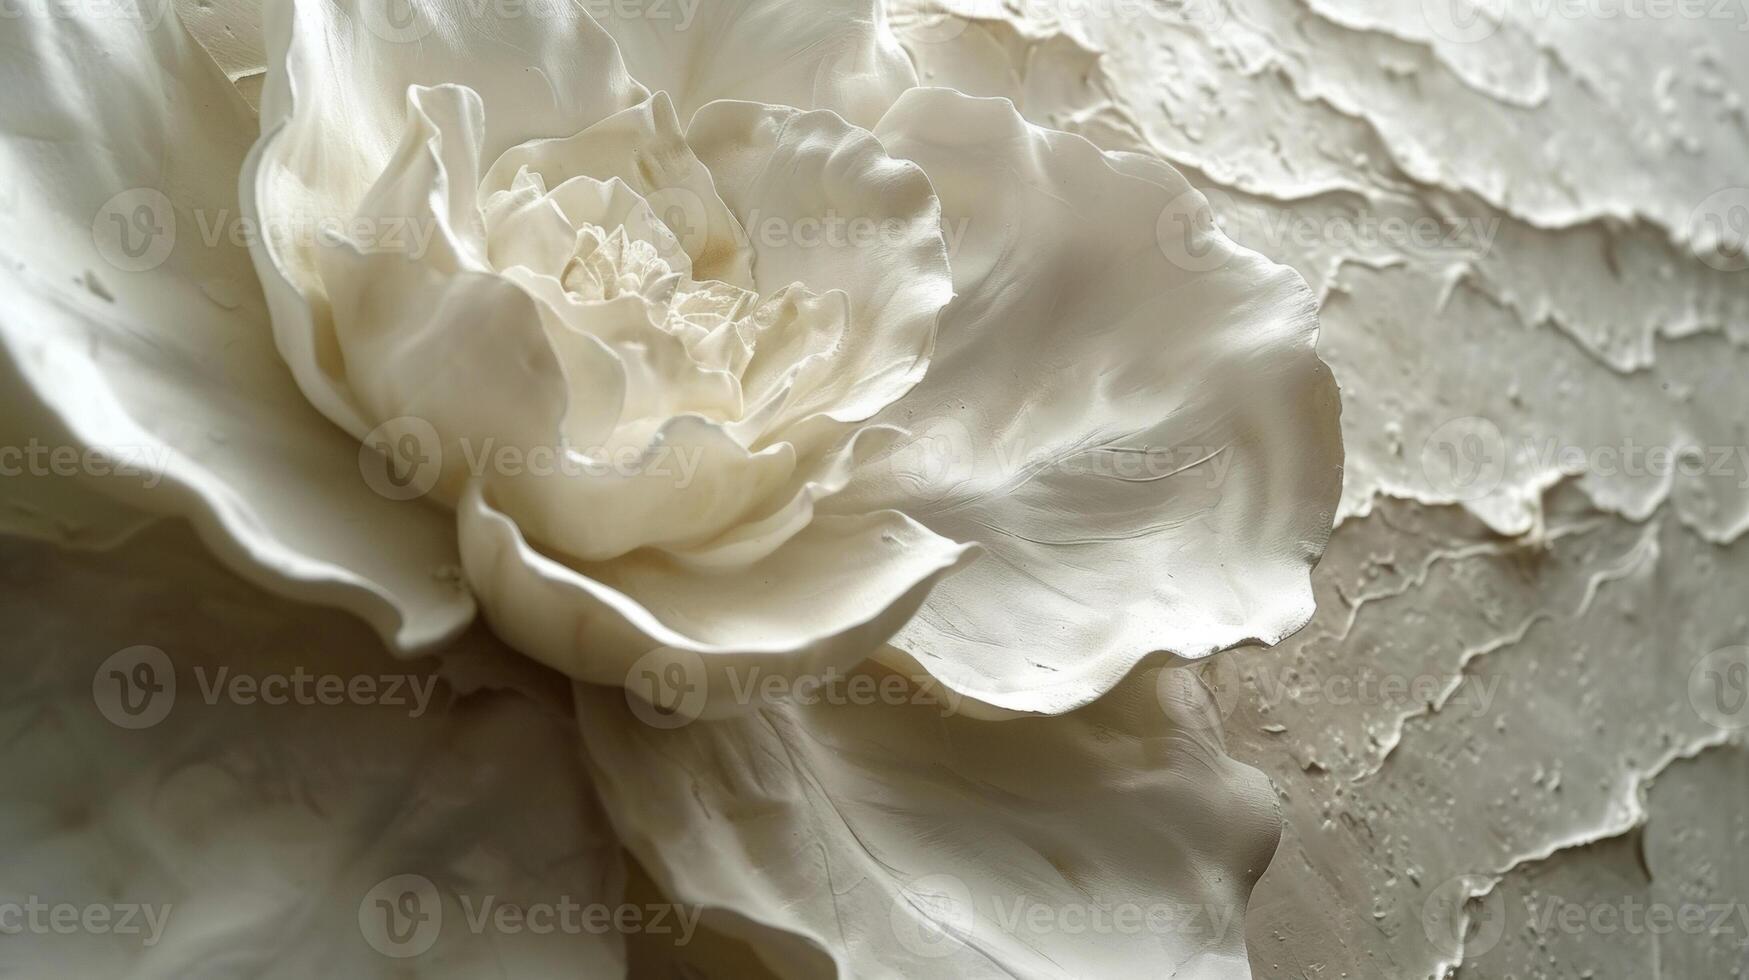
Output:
left=0, top=0, right=1339, bottom=720
left=0, top=0, right=1343, bottom=974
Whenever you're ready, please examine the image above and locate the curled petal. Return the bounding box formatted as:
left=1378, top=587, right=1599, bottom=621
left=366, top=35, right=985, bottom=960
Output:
left=575, top=664, right=1279, bottom=979
left=315, top=86, right=573, bottom=490
left=828, top=90, right=1344, bottom=715
left=244, top=0, right=647, bottom=438
left=669, top=424, right=904, bottom=571
left=457, top=481, right=979, bottom=715
left=489, top=415, right=801, bottom=562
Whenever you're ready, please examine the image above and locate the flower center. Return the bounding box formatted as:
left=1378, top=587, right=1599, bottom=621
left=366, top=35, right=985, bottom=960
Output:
left=444, top=163, right=869, bottom=565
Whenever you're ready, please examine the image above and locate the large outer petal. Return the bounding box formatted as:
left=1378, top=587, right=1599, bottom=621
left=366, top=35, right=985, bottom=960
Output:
left=0, top=4, right=473, bottom=650
left=835, top=90, right=1343, bottom=716
left=575, top=664, right=1280, bottom=979
left=1, top=523, right=622, bottom=976
left=244, top=0, right=647, bottom=437
left=587, top=0, right=916, bottom=129
left=0, top=359, right=156, bottom=550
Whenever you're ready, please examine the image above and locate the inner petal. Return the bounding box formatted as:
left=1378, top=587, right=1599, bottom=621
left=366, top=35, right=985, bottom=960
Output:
left=324, top=83, right=956, bottom=569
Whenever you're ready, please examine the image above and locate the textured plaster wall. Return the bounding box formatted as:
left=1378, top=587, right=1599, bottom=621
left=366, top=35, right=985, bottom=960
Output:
left=891, top=1, right=1749, bottom=975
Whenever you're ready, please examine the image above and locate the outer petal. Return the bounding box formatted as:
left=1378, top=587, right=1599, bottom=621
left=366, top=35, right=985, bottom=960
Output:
left=2, top=523, right=623, bottom=976
left=574, top=664, right=1279, bottom=979
left=587, top=0, right=916, bottom=129
left=0, top=359, right=156, bottom=550
left=686, top=100, right=953, bottom=429
left=457, top=481, right=978, bottom=717
left=836, top=90, right=1343, bottom=715
left=244, top=0, right=646, bottom=437
left=0, top=5, right=473, bottom=649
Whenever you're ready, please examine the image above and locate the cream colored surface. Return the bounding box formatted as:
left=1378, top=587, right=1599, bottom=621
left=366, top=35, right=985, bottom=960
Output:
left=894, top=1, right=1749, bottom=976
left=4, top=0, right=1743, bottom=977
